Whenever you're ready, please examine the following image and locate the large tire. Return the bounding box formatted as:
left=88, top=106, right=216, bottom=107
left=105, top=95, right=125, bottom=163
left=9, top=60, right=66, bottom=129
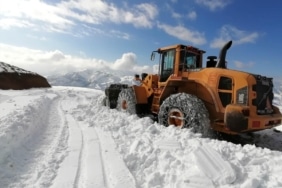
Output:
left=116, top=88, right=136, bottom=114
left=158, top=93, right=210, bottom=135
left=105, top=84, right=129, bottom=109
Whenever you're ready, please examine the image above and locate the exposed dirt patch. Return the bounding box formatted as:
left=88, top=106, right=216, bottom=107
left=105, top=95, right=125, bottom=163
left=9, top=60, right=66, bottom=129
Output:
left=0, top=62, right=51, bottom=89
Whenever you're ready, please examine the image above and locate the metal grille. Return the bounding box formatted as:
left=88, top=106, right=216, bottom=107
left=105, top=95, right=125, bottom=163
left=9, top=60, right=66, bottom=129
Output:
left=252, top=76, right=274, bottom=114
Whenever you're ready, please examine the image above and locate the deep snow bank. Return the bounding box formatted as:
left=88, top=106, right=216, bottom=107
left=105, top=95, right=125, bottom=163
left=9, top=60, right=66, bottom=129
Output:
left=0, top=90, right=57, bottom=162
left=86, top=94, right=282, bottom=188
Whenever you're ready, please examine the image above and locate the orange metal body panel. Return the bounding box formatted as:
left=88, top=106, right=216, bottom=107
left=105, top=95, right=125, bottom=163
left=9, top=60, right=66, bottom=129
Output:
left=133, top=85, right=148, bottom=104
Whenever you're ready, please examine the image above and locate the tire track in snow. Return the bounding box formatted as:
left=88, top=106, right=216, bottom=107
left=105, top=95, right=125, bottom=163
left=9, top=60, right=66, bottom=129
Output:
left=95, top=128, right=137, bottom=188
left=80, top=125, right=108, bottom=188
left=56, top=89, right=136, bottom=188
left=72, top=93, right=108, bottom=188
left=73, top=123, right=84, bottom=188
left=52, top=89, right=108, bottom=188
left=33, top=94, right=70, bottom=187
left=52, top=94, right=84, bottom=187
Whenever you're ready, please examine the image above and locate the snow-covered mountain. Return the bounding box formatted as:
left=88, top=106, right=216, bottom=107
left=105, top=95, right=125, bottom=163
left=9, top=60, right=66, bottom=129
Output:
left=47, top=69, right=135, bottom=90
left=0, top=61, right=35, bottom=74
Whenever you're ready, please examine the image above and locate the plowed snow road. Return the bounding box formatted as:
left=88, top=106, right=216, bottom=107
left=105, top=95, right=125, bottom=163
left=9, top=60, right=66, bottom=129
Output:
left=1, top=86, right=282, bottom=188
left=0, top=87, right=136, bottom=188
left=53, top=89, right=136, bottom=188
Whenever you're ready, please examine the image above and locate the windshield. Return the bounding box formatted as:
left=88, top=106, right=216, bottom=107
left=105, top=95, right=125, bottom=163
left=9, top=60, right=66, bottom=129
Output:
left=180, top=51, right=199, bottom=70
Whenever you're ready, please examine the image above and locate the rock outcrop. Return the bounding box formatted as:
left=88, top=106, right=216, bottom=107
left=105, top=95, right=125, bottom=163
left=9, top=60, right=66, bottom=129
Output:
left=0, top=62, right=51, bottom=89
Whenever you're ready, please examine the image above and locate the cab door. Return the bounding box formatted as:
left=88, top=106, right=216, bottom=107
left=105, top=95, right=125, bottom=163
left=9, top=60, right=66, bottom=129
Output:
left=159, top=50, right=175, bottom=82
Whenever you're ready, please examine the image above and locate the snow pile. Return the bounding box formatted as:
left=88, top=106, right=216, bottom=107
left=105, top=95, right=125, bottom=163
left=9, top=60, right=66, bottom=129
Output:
left=88, top=96, right=282, bottom=188
left=193, top=144, right=236, bottom=185
left=0, top=86, right=282, bottom=187
left=0, top=92, right=54, bottom=160
left=274, top=77, right=282, bottom=111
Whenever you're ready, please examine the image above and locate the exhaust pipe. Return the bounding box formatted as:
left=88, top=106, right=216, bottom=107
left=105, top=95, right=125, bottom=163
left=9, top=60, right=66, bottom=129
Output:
left=216, top=40, right=232, bottom=68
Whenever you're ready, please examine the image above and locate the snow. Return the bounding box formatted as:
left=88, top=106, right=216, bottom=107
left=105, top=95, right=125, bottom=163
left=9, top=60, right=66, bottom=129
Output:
left=0, top=62, right=35, bottom=74
left=0, top=85, right=282, bottom=188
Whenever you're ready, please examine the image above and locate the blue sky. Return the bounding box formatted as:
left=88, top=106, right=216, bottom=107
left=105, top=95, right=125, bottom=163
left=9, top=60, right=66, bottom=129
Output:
left=0, top=0, right=281, bottom=77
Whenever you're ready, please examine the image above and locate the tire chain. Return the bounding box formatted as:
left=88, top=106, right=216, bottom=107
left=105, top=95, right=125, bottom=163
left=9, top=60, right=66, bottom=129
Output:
left=158, top=93, right=209, bottom=135
left=117, top=88, right=137, bottom=114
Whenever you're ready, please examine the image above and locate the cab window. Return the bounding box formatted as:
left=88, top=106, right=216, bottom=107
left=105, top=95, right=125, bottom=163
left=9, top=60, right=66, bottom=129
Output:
left=218, top=76, right=233, bottom=107
left=186, top=54, right=197, bottom=69
left=160, top=50, right=175, bottom=82
left=180, top=51, right=199, bottom=70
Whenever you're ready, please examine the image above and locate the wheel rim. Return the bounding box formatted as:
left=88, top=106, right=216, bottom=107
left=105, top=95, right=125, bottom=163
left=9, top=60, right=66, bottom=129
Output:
left=121, top=100, right=127, bottom=110
left=168, top=108, right=184, bottom=127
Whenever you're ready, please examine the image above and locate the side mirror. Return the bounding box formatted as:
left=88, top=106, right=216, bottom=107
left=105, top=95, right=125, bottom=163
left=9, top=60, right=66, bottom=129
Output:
left=151, top=52, right=155, bottom=61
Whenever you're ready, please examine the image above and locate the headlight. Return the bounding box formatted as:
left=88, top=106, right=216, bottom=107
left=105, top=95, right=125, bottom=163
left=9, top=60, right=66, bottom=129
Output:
left=236, top=86, right=248, bottom=105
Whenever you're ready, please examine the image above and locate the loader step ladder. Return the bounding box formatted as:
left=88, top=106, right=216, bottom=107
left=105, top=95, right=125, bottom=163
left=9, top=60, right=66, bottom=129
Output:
left=151, top=87, right=164, bottom=114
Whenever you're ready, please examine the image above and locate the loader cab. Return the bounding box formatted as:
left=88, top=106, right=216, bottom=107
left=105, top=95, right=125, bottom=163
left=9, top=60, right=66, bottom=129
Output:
left=151, top=44, right=205, bottom=82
